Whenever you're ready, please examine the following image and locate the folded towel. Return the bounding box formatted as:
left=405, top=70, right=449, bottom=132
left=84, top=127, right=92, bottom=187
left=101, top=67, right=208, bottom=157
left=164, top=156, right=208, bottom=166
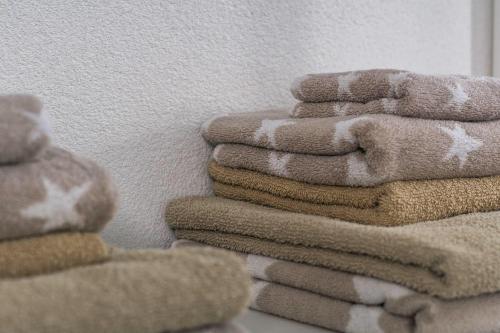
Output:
left=0, top=247, right=250, bottom=333
left=1, top=146, right=116, bottom=240
left=183, top=322, right=248, bottom=333
left=209, top=161, right=500, bottom=226
left=291, top=69, right=500, bottom=121
left=204, top=110, right=497, bottom=186
left=167, top=196, right=500, bottom=298
left=174, top=241, right=499, bottom=333
left=0, top=232, right=108, bottom=278
left=0, top=94, right=50, bottom=164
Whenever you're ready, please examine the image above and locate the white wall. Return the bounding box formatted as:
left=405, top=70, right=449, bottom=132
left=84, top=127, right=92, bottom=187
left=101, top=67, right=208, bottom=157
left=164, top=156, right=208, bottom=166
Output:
left=0, top=0, right=471, bottom=248
left=472, top=0, right=493, bottom=75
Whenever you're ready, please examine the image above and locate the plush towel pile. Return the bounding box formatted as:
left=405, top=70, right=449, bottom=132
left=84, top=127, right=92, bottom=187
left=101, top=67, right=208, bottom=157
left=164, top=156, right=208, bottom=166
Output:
left=1, top=95, right=251, bottom=333
left=167, top=69, right=500, bottom=332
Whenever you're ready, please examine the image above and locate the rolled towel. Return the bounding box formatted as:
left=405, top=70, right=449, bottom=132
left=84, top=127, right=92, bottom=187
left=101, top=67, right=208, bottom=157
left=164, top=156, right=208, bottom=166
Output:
left=0, top=247, right=251, bottom=333
left=291, top=69, right=500, bottom=121
left=2, top=146, right=117, bottom=240
left=209, top=161, right=500, bottom=226
left=0, top=94, right=50, bottom=164
left=0, top=232, right=108, bottom=278
left=167, top=196, right=500, bottom=299
left=204, top=110, right=495, bottom=186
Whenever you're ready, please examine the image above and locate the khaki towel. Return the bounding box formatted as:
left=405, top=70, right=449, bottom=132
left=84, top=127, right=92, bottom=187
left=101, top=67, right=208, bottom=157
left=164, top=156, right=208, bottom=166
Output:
left=209, top=161, right=500, bottom=226
left=291, top=69, right=500, bottom=121
left=203, top=110, right=498, bottom=186
left=0, top=232, right=109, bottom=278
left=167, top=196, right=500, bottom=299
left=0, top=247, right=251, bottom=333
left=1, top=146, right=117, bottom=241
left=174, top=240, right=500, bottom=333
left=0, top=94, right=50, bottom=164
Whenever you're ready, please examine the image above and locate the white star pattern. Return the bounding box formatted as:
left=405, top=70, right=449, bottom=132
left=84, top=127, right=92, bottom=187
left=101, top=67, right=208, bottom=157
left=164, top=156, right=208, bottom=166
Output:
left=381, top=99, right=398, bottom=113
left=346, top=153, right=383, bottom=186
left=20, top=177, right=91, bottom=232
left=387, top=72, right=409, bottom=97
left=254, top=119, right=295, bottom=148
left=333, top=117, right=370, bottom=146
left=448, top=83, right=470, bottom=107
left=269, top=151, right=291, bottom=177
left=337, top=72, right=361, bottom=97
left=19, top=110, right=51, bottom=142
left=439, top=125, right=483, bottom=168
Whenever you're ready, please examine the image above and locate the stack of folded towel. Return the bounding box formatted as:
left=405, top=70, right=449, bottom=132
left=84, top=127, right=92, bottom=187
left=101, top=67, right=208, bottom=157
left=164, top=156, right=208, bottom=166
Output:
left=167, top=69, right=500, bottom=332
left=1, top=94, right=251, bottom=333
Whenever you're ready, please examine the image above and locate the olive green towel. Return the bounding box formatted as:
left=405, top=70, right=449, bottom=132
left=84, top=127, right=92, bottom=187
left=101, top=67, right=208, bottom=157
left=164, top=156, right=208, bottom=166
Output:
left=291, top=69, right=500, bottom=121
left=0, top=247, right=251, bottom=333
left=209, top=161, right=500, bottom=226
left=167, top=196, right=500, bottom=299
left=0, top=232, right=108, bottom=278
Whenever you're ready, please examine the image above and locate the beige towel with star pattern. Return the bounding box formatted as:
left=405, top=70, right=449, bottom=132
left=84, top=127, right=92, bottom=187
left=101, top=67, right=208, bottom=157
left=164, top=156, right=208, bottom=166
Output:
left=291, top=69, right=500, bottom=121
left=1, top=146, right=117, bottom=241
left=202, top=109, right=496, bottom=186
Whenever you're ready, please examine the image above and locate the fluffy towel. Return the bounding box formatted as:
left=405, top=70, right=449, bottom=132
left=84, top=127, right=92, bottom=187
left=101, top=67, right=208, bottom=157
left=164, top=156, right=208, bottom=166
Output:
left=2, top=146, right=116, bottom=240
left=167, top=196, right=500, bottom=299
left=203, top=110, right=498, bottom=186
left=174, top=241, right=500, bottom=333
left=183, top=322, right=248, bottom=333
left=0, top=247, right=251, bottom=333
left=0, top=94, right=50, bottom=164
left=291, top=69, right=500, bottom=121
left=209, top=161, right=500, bottom=226
left=0, top=232, right=108, bottom=278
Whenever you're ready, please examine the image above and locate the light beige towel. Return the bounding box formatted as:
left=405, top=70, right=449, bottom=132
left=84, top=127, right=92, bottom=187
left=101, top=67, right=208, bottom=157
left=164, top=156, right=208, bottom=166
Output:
left=291, top=69, right=500, bottom=121
left=167, top=196, right=500, bottom=299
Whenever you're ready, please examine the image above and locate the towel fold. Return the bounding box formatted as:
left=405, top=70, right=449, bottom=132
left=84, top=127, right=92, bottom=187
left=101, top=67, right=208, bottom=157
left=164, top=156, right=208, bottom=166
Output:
left=1, top=146, right=116, bottom=240
left=203, top=110, right=498, bottom=186
left=291, top=69, right=500, bottom=121
left=174, top=240, right=500, bottom=333
left=0, top=94, right=50, bottom=164
left=166, top=196, right=500, bottom=299
left=0, top=247, right=250, bottom=333
left=209, top=161, right=500, bottom=225
left=0, top=232, right=109, bottom=278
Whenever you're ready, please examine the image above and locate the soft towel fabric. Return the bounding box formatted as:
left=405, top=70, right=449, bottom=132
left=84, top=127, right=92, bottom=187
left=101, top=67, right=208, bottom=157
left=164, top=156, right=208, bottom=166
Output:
left=0, top=94, right=50, bottom=164
left=291, top=69, right=500, bottom=121
left=0, top=247, right=251, bottom=333
left=0, top=232, right=108, bottom=278
left=174, top=241, right=500, bottom=333
left=182, top=322, right=248, bottom=333
left=2, top=146, right=117, bottom=240
left=166, top=196, right=500, bottom=299
left=203, top=110, right=499, bottom=186
left=209, top=161, right=500, bottom=225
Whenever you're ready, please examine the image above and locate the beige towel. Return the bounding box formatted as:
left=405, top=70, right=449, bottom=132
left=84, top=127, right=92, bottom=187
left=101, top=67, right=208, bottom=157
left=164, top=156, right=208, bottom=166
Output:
left=209, top=161, right=500, bottom=225
left=291, top=69, right=500, bottom=121
left=203, top=110, right=497, bottom=186
left=167, top=196, right=500, bottom=299
left=0, top=232, right=109, bottom=278
left=1, top=146, right=117, bottom=240
left=0, top=247, right=251, bottom=333
left=0, top=94, right=50, bottom=164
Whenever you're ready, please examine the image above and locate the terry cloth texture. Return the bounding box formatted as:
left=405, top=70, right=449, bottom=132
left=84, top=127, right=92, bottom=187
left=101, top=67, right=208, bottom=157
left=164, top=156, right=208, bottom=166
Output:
left=202, top=110, right=498, bottom=186
left=0, top=94, right=50, bottom=164
left=0, top=247, right=251, bottom=333
left=0, top=232, right=109, bottom=278
left=291, top=69, right=500, bottom=121
left=209, top=161, right=500, bottom=226
left=166, top=196, right=500, bottom=299
left=1, top=146, right=117, bottom=240
left=173, top=241, right=500, bottom=333
left=181, top=322, right=248, bottom=333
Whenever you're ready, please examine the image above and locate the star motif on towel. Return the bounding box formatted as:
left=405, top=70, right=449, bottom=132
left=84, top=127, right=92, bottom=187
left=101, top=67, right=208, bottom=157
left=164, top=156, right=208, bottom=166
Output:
left=333, top=117, right=370, bottom=146
left=19, top=110, right=51, bottom=142
left=337, top=72, right=361, bottom=97
left=387, top=72, right=409, bottom=97
left=20, top=177, right=91, bottom=232
left=268, top=151, right=291, bottom=177
left=448, top=82, right=470, bottom=106
left=438, top=125, right=483, bottom=168
left=254, top=119, right=295, bottom=148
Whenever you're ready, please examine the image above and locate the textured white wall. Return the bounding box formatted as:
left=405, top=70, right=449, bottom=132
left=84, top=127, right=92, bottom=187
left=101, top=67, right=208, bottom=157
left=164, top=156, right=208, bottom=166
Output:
left=0, top=0, right=471, bottom=248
